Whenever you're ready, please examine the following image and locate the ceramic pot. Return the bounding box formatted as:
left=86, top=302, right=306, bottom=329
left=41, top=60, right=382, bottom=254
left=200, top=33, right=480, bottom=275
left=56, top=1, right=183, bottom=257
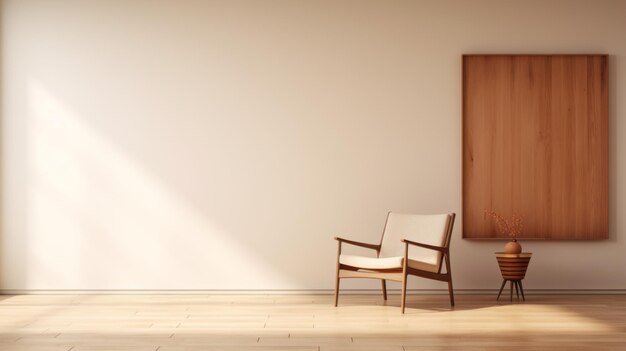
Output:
left=504, top=239, right=522, bottom=254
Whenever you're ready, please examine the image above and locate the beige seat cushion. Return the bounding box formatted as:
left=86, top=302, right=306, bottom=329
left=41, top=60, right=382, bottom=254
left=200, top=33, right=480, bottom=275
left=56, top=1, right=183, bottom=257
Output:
left=339, top=255, right=403, bottom=270
left=407, top=258, right=439, bottom=273
left=340, top=254, right=440, bottom=273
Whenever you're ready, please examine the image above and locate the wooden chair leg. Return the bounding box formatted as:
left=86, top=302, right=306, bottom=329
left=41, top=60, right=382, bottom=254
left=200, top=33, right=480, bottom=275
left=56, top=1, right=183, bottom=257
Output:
left=444, top=254, right=454, bottom=307
left=381, top=280, right=387, bottom=301
left=447, top=277, right=455, bottom=307
left=401, top=243, right=409, bottom=314
left=334, top=276, right=340, bottom=307
left=334, top=242, right=341, bottom=307
left=400, top=273, right=408, bottom=314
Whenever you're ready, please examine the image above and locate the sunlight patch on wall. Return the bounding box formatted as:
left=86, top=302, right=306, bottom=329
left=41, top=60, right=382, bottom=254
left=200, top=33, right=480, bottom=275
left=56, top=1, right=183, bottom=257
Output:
left=25, top=80, right=288, bottom=289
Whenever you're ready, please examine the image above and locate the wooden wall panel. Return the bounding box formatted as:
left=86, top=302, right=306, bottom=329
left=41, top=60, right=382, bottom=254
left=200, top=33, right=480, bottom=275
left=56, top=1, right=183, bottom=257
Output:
left=462, top=55, right=608, bottom=240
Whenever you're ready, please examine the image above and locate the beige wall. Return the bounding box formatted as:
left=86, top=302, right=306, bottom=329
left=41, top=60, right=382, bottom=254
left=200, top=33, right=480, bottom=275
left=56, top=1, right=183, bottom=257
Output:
left=1, top=0, right=624, bottom=291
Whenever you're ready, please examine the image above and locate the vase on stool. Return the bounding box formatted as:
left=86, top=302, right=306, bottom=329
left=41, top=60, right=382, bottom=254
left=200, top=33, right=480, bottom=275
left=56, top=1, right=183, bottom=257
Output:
left=485, top=210, right=524, bottom=255
left=504, top=239, right=522, bottom=254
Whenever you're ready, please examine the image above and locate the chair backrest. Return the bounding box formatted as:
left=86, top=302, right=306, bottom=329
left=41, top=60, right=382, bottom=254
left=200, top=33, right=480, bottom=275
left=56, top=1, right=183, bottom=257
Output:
left=379, top=212, right=454, bottom=269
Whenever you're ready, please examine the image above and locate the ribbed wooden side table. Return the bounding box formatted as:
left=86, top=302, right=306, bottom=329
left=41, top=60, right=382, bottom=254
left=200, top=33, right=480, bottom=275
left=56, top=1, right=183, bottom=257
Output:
left=495, top=252, right=532, bottom=301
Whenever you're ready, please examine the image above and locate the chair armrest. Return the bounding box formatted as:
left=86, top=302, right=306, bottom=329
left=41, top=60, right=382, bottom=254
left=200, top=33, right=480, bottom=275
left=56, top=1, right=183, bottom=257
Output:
left=334, top=237, right=380, bottom=251
left=401, top=238, right=447, bottom=253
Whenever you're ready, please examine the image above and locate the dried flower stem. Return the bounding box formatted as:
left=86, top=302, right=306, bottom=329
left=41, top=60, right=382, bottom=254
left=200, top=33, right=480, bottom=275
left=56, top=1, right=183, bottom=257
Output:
left=485, top=210, right=523, bottom=239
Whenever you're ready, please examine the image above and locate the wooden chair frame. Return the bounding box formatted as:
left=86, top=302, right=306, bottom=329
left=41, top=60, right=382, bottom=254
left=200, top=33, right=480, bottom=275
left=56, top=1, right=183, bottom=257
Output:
left=334, top=213, right=456, bottom=313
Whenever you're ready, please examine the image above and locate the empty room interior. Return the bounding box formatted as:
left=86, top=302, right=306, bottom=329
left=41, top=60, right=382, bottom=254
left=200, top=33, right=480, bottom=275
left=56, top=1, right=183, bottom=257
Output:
left=1, top=0, right=625, bottom=350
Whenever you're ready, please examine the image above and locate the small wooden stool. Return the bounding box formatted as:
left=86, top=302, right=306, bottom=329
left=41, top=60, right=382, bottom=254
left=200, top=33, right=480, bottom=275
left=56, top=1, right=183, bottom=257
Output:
left=495, top=253, right=532, bottom=301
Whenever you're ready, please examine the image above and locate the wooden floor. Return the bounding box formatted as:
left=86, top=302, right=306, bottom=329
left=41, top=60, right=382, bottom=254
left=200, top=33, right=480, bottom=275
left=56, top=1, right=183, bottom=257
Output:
left=0, top=294, right=624, bottom=350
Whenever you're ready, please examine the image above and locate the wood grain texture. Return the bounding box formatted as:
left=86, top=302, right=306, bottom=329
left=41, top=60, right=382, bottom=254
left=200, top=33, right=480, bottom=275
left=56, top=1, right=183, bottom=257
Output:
left=0, top=294, right=625, bottom=350
left=495, top=252, right=532, bottom=280
left=463, top=55, right=608, bottom=240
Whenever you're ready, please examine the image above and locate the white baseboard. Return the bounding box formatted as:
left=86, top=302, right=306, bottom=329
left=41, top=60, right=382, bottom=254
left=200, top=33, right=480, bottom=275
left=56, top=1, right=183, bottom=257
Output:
left=1, top=289, right=625, bottom=295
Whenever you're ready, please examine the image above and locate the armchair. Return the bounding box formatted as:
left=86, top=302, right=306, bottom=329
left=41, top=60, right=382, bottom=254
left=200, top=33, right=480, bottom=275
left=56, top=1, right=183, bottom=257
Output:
left=334, top=212, right=456, bottom=313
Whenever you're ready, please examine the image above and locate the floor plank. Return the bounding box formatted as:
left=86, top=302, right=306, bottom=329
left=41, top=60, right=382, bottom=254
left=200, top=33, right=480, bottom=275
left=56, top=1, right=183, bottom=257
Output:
left=0, top=294, right=623, bottom=350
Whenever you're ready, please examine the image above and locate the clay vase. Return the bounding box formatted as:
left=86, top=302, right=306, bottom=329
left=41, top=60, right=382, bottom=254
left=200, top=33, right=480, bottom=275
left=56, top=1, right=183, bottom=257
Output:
left=504, top=239, right=522, bottom=254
